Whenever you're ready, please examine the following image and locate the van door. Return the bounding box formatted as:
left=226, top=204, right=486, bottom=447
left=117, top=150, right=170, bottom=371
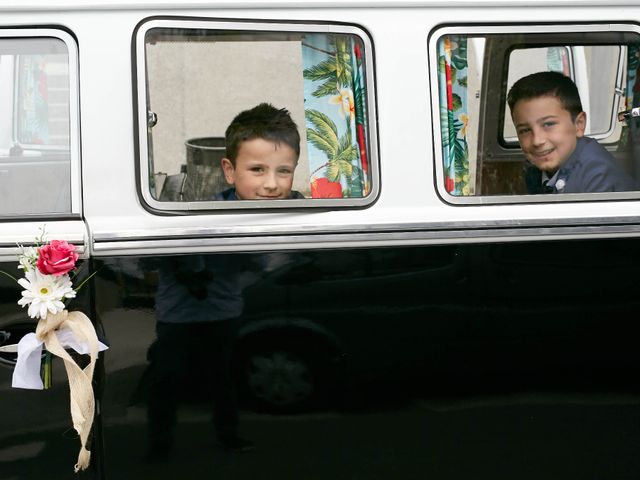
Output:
left=0, top=29, right=93, bottom=478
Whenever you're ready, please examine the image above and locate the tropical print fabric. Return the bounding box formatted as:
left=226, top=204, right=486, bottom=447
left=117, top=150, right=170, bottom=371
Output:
left=302, top=34, right=369, bottom=198
left=437, top=36, right=470, bottom=196
left=18, top=55, right=50, bottom=145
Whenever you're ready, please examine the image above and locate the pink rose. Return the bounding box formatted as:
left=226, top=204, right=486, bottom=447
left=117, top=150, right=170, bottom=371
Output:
left=37, top=240, right=79, bottom=276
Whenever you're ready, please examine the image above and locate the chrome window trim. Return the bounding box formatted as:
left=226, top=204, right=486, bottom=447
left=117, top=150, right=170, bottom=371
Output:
left=429, top=23, right=640, bottom=206
left=134, top=17, right=379, bottom=212
left=0, top=28, right=81, bottom=217
left=91, top=221, right=640, bottom=257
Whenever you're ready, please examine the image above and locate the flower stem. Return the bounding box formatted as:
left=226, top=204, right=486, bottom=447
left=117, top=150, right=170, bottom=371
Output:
left=74, top=269, right=99, bottom=293
left=0, top=270, right=18, bottom=283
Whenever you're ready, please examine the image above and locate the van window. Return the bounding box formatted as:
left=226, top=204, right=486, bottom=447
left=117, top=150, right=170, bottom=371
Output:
left=134, top=19, right=377, bottom=211
left=502, top=45, right=624, bottom=145
left=0, top=35, right=75, bottom=216
left=431, top=26, right=640, bottom=202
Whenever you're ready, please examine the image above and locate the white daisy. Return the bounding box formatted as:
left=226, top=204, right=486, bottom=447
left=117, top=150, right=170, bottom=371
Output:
left=17, top=270, right=76, bottom=319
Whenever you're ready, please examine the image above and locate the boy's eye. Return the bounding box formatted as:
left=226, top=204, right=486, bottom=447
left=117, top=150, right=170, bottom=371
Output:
left=516, top=127, right=530, bottom=135
left=542, top=121, right=557, bottom=128
left=249, top=166, right=264, bottom=173
left=277, top=168, right=293, bottom=175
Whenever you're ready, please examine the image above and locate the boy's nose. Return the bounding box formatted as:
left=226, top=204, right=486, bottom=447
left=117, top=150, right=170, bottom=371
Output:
left=531, top=128, right=546, bottom=146
left=263, top=172, right=277, bottom=190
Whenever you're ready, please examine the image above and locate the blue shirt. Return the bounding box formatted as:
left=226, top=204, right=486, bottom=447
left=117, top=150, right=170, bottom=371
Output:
left=525, top=137, right=637, bottom=194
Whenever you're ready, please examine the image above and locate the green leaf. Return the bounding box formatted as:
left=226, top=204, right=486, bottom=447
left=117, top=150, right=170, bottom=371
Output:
left=450, top=37, right=468, bottom=70
left=335, top=140, right=358, bottom=164
left=438, top=55, right=447, bottom=75
left=305, top=109, right=342, bottom=159
left=303, top=59, right=338, bottom=81
left=451, top=94, right=463, bottom=112
left=312, top=80, right=340, bottom=98
left=440, top=106, right=450, bottom=147
left=353, top=74, right=366, bottom=125
left=348, top=167, right=364, bottom=198
left=307, top=128, right=337, bottom=157
left=326, top=161, right=341, bottom=182
left=338, top=159, right=354, bottom=178
left=457, top=76, right=467, bottom=88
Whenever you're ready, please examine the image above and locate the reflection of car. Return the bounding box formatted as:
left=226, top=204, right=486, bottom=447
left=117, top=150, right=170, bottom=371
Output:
left=100, top=238, right=640, bottom=413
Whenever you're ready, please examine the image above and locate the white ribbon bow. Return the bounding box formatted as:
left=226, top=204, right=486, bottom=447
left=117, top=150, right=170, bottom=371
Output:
left=12, top=326, right=108, bottom=389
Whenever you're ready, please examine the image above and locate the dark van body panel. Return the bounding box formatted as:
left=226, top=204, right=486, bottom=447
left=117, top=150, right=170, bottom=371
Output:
left=9, top=238, right=627, bottom=478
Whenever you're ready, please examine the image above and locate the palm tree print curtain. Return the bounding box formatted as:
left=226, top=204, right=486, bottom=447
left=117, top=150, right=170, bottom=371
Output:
left=302, top=35, right=369, bottom=198
left=17, top=55, right=50, bottom=145
left=437, top=36, right=470, bottom=195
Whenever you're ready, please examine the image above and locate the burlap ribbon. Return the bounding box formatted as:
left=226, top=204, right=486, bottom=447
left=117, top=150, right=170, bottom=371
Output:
left=35, top=310, right=99, bottom=472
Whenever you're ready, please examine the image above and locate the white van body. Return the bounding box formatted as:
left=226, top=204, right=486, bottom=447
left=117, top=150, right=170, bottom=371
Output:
left=1, top=2, right=640, bottom=478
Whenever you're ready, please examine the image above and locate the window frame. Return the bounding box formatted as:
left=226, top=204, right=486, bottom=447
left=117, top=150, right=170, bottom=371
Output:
left=429, top=23, right=640, bottom=206
left=0, top=28, right=81, bottom=219
left=133, top=17, right=379, bottom=212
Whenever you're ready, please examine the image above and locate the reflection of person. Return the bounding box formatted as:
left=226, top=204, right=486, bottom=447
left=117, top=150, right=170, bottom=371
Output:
left=146, top=105, right=306, bottom=461
left=146, top=255, right=256, bottom=460
left=217, top=103, right=306, bottom=200
left=507, top=71, right=636, bottom=194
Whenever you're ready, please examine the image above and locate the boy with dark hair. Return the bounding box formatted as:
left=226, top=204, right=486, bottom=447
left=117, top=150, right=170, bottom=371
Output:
left=507, top=71, right=636, bottom=194
left=217, top=102, right=305, bottom=200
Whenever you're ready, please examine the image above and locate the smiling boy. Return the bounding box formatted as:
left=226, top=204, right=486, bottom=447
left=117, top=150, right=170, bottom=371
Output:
left=507, top=71, right=636, bottom=194
left=217, top=103, right=305, bottom=200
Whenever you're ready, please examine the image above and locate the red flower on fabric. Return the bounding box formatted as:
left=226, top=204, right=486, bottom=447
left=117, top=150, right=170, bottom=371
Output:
left=354, top=42, right=363, bottom=60
left=37, top=240, right=79, bottom=276
left=356, top=123, right=368, bottom=176
left=445, top=176, right=455, bottom=193
left=445, top=62, right=453, bottom=110
left=311, top=178, right=343, bottom=198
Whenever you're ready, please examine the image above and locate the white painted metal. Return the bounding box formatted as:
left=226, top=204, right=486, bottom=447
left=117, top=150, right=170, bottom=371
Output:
left=0, top=1, right=638, bottom=257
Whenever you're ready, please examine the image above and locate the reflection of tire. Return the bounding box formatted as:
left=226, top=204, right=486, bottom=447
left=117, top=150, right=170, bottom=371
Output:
left=237, top=334, right=340, bottom=413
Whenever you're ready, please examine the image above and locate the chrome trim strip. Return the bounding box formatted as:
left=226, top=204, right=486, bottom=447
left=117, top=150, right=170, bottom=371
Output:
left=92, top=222, right=640, bottom=256
left=429, top=23, right=640, bottom=205
left=135, top=18, right=379, bottom=211
left=91, top=212, right=640, bottom=243
left=0, top=244, right=87, bottom=262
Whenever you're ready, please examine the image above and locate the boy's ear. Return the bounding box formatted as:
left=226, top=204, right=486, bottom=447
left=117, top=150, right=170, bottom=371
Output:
left=221, top=158, right=236, bottom=185
left=575, top=111, right=587, bottom=137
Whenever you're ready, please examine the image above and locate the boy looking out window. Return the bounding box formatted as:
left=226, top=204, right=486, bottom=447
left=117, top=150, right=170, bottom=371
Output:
left=507, top=71, right=636, bottom=194
left=217, top=103, right=305, bottom=200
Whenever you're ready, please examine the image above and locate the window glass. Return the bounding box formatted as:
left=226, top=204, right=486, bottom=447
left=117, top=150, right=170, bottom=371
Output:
left=139, top=23, right=376, bottom=208
left=0, top=37, right=71, bottom=215
left=433, top=28, right=640, bottom=200
left=503, top=45, right=623, bottom=144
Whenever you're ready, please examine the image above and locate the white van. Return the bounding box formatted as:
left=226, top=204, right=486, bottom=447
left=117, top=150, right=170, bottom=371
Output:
left=2, top=1, right=640, bottom=478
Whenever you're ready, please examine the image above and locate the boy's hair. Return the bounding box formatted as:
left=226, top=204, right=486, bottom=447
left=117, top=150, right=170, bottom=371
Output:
left=507, top=71, right=584, bottom=120
left=224, top=103, right=300, bottom=164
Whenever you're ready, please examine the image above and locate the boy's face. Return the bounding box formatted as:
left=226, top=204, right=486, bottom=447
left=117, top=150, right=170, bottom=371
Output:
left=221, top=138, right=298, bottom=200
left=512, top=95, right=586, bottom=174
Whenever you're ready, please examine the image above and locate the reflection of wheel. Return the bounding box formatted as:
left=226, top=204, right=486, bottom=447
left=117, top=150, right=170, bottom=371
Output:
left=246, top=350, right=314, bottom=409
left=237, top=334, right=340, bottom=413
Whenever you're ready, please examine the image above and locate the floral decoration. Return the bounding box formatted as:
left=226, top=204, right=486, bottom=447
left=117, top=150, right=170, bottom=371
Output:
left=0, top=228, right=107, bottom=473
